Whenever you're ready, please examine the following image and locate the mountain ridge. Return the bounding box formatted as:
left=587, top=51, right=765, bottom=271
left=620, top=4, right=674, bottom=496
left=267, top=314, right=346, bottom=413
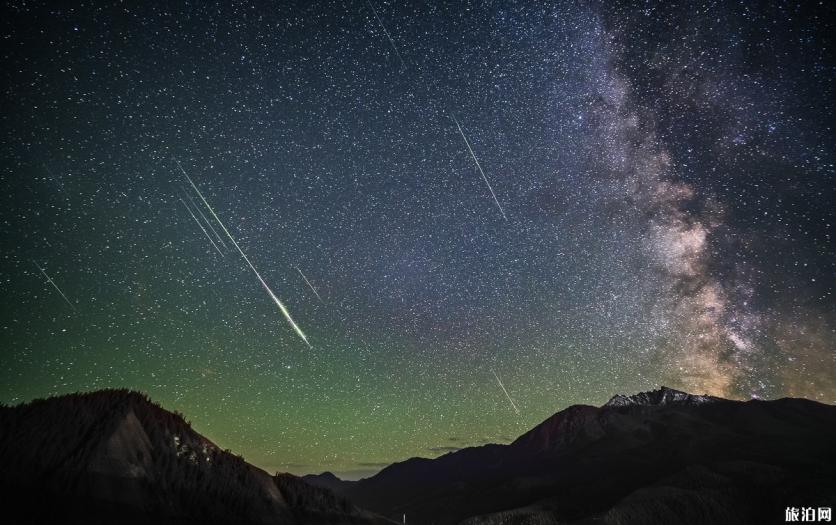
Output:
left=604, top=385, right=722, bottom=407
left=0, top=389, right=393, bottom=525
left=308, top=388, right=836, bottom=524
left=4, top=387, right=835, bottom=524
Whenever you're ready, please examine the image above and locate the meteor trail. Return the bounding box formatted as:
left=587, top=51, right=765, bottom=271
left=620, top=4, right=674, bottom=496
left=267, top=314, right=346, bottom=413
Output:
left=296, top=267, right=324, bottom=304
left=178, top=197, right=224, bottom=256
left=492, top=370, right=520, bottom=415
left=184, top=190, right=228, bottom=251
left=365, top=0, right=406, bottom=69
left=33, top=260, right=76, bottom=312
left=175, top=159, right=312, bottom=347
left=451, top=114, right=508, bottom=221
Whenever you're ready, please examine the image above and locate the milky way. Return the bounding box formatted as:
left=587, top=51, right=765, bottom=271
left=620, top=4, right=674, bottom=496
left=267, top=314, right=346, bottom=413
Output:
left=1, top=1, right=832, bottom=479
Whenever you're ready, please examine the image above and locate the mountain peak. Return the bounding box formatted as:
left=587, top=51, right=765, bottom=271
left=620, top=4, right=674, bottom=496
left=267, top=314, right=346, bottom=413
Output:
left=604, top=386, right=720, bottom=407
left=303, top=471, right=341, bottom=482
left=1, top=390, right=392, bottom=525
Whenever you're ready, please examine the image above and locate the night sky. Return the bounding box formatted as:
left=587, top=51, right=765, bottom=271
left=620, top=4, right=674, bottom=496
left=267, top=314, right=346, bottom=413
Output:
left=1, top=1, right=833, bottom=479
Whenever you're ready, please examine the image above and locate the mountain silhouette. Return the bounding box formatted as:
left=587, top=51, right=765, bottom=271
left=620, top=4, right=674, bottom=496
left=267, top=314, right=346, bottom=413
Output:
left=307, top=387, right=836, bottom=524
left=0, top=389, right=392, bottom=525
left=4, top=387, right=835, bottom=524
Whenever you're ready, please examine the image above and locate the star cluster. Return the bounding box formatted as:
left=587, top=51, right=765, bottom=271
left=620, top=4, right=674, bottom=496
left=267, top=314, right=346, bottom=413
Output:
left=1, top=1, right=832, bottom=479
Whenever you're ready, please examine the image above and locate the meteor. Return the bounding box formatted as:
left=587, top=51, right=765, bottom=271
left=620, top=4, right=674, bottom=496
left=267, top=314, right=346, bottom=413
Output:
left=492, top=370, right=520, bottom=415
left=365, top=0, right=406, bottom=69
left=176, top=159, right=311, bottom=347
left=33, top=260, right=76, bottom=312
left=451, top=113, right=508, bottom=221
left=296, top=267, right=325, bottom=304
left=178, top=197, right=224, bottom=256
left=184, top=190, right=228, bottom=251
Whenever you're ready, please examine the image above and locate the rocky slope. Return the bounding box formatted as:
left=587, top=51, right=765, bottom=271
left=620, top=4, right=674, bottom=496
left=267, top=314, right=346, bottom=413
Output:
left=0, top=389, right=391, bottom=525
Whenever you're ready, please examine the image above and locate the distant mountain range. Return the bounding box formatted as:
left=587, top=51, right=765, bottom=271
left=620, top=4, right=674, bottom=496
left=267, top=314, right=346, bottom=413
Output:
left=2, top=387, right=834, bottom=524
left=305, top=387, right=836, bottom=524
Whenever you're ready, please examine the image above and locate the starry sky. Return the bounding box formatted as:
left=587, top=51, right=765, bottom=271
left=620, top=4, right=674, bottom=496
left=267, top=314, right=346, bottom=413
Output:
left=1, top=1, right=833, bottom=480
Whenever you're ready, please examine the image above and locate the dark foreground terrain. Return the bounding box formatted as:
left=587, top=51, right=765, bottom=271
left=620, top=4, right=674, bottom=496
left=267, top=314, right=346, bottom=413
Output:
left=0, top=390, right=392, bottom=525
left=2, top=387, right=835, bottom=524
left=306, top=387, right=836, bottom=525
